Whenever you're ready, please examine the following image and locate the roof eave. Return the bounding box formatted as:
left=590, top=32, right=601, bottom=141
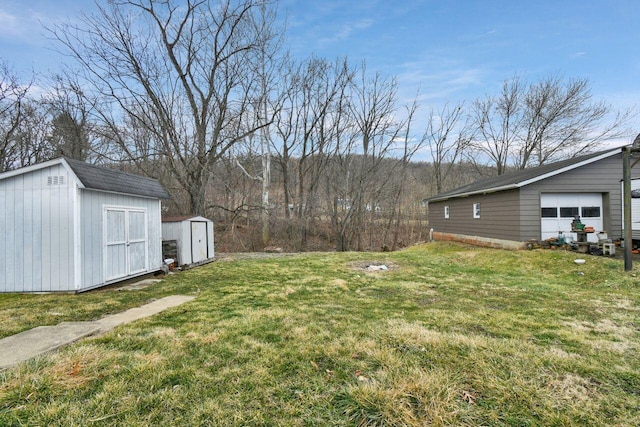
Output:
left=428, top=147, right=622, bottom=204
left=0, top=158, right=86, bottom=189
left=428, top=184, right=520, bottom=203
left=515, top=148, right=621, bottom=188
left=81, top=187, right=170, bottom=199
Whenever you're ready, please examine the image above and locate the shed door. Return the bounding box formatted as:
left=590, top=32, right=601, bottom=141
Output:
left=540, top=193, right=603, bottom=243
left=191, top=221, right=208, bottom=263
left=105, top=208, right=148, bottom=281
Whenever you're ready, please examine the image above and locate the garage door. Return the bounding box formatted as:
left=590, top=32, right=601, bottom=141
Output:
left=540, top=193, right=603, bottom=243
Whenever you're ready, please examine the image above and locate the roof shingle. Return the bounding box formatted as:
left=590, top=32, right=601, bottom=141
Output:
left=428, top=148, right=622, bottom=202
left=64, top=158, right=170, bottom=199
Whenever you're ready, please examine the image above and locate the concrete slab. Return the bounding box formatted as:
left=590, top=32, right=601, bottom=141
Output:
left=0, top=295, right=196, bottom=370
left=112, top=279, right=164, bottom=291
left=0, top=323, right=101, bottom=370
left=95, top=295, right=196, bottom=331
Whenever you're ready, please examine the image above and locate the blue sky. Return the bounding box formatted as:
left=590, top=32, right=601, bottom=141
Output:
left=282, top=0, right=640, bottom=114
left=0, top=0, right=638, bottom=133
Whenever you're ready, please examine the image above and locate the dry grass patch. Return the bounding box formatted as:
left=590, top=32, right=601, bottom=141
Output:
left=1, top=243, right=639, bottom=426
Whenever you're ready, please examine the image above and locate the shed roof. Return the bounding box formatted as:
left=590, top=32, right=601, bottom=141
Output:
left=162, top=215, right=212, bottom=222
left=0, top=157, right=170, bottom=199
left=63, top=158, right=170, bottom=199
left=428, top=148, right=622, bottom=203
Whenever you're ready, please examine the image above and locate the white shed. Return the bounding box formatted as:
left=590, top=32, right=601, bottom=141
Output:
left=0, top=158, right=170, bottom=292
left=162, top=216, right=215, bottom=267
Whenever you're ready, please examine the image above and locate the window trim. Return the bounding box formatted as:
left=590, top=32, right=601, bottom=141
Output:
left=541, top=207, right=558, bottom=218
left=559, top=206, right=579, bottom=218
left=444, top=205, right=450, bottom=219
left=473, top=203, right=481, bottom=219
left=581, top=206, right=601, bottom=218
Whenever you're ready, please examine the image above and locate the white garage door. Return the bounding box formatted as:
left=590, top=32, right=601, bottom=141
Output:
left=540, top=193, right=603, bottom=243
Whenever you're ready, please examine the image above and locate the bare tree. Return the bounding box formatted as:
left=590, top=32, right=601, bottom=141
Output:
left=324, top=65, right=405, bottom=251
left=518, top=75, right=630, bottom=168
left=244, top=1, right=283, bottom=246
left=271, top=56, right=352, bottom=249
left=470, top=74, right=632, bottom=175
left=0, top=61, right=32, bottom=172
left=5, top=100, right=53, bottom=169
left=52, top=0, right=281, bottom=215
left=426, top=102, right=472, bottom=193
left=470, top=76, right=522, bottom=175
left=382, top=99, right=427, bottom=251
left=42, top=75, right=102, bottom=162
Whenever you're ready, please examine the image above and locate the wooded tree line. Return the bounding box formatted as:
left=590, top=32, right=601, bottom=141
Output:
left=0, top=0, right=633, bottom=251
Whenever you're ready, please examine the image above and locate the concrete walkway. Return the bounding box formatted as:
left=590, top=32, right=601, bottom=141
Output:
left=0, top=295, right=195, bottom=370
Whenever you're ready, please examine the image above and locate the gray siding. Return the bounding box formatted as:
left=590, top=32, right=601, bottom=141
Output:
left=429, top=153, right=640, bottom=244
left=429, top=189, right=521, bottom=241
left=0, top=164, right=76, bottom=292
left=520, top=153, right=640, bottom=241
left=80, top=191, right=163, bottom=289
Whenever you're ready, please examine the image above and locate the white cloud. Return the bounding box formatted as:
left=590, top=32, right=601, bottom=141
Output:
left=0, top=9, right=19, bottom=37
left=395, top=56, right=487, bottom=107
left=318, top=18, right=374, bottom=46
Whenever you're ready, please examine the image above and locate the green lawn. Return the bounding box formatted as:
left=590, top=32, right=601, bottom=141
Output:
left=1, top=243, right=639, bottom=426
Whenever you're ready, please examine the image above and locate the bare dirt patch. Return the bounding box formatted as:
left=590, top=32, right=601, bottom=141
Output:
left=215, top=252, right=298, bottom=262
left=347, top=261, right=400, bottom=273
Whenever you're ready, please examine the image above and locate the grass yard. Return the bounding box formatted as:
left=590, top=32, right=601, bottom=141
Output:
left=1, top=242, right=639, bottom=426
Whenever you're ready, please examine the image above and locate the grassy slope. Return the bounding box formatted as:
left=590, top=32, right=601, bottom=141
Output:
left=1, top=243, right=639, bottom=426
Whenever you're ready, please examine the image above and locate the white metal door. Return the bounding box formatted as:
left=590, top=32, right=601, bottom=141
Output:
left=191, top=221, right=208, bottom=263
left=105, top=208, right=148, bottom=281
left=540, top=193, right=603, bottom=243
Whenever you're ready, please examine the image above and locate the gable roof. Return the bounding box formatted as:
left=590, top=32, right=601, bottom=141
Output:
left=162, top=215, right=212, bottom=222
left=63, top=158, right=170, bottom=199
left=428, top=147, right=622, bottom=203
left=0, top=157, right=170, bottom=199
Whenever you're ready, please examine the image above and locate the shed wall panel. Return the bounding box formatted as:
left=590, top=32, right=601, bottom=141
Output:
left=0, top=164, right=75, bottom=292
left=180, top=221, right=191, bottom=264
left=161, top=222, right=185, bottom=264
left=207, top=222, right=215, bottom=259
left=80, top=191, right=163, bottom=289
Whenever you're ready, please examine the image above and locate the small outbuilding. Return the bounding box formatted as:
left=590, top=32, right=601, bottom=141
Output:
left=0, top=157, right=170, bottom=292
left=162, top=215, right=215, bottom=267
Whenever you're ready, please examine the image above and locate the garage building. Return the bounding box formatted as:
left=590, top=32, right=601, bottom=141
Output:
left=427, top=147, right=640, bottom=247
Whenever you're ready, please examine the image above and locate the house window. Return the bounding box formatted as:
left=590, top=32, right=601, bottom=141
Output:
left=541, top=207, right=558, bottom=218
left=559, top=207, right=579, bottom=218
left=581, top=206, right=600, bottom=218
left=444, top=206, right=450, bottom=219
left=473, top=203, right=481, bottom=219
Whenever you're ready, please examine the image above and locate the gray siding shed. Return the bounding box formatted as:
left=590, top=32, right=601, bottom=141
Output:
left=0, top=158, right=169, bottom=292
